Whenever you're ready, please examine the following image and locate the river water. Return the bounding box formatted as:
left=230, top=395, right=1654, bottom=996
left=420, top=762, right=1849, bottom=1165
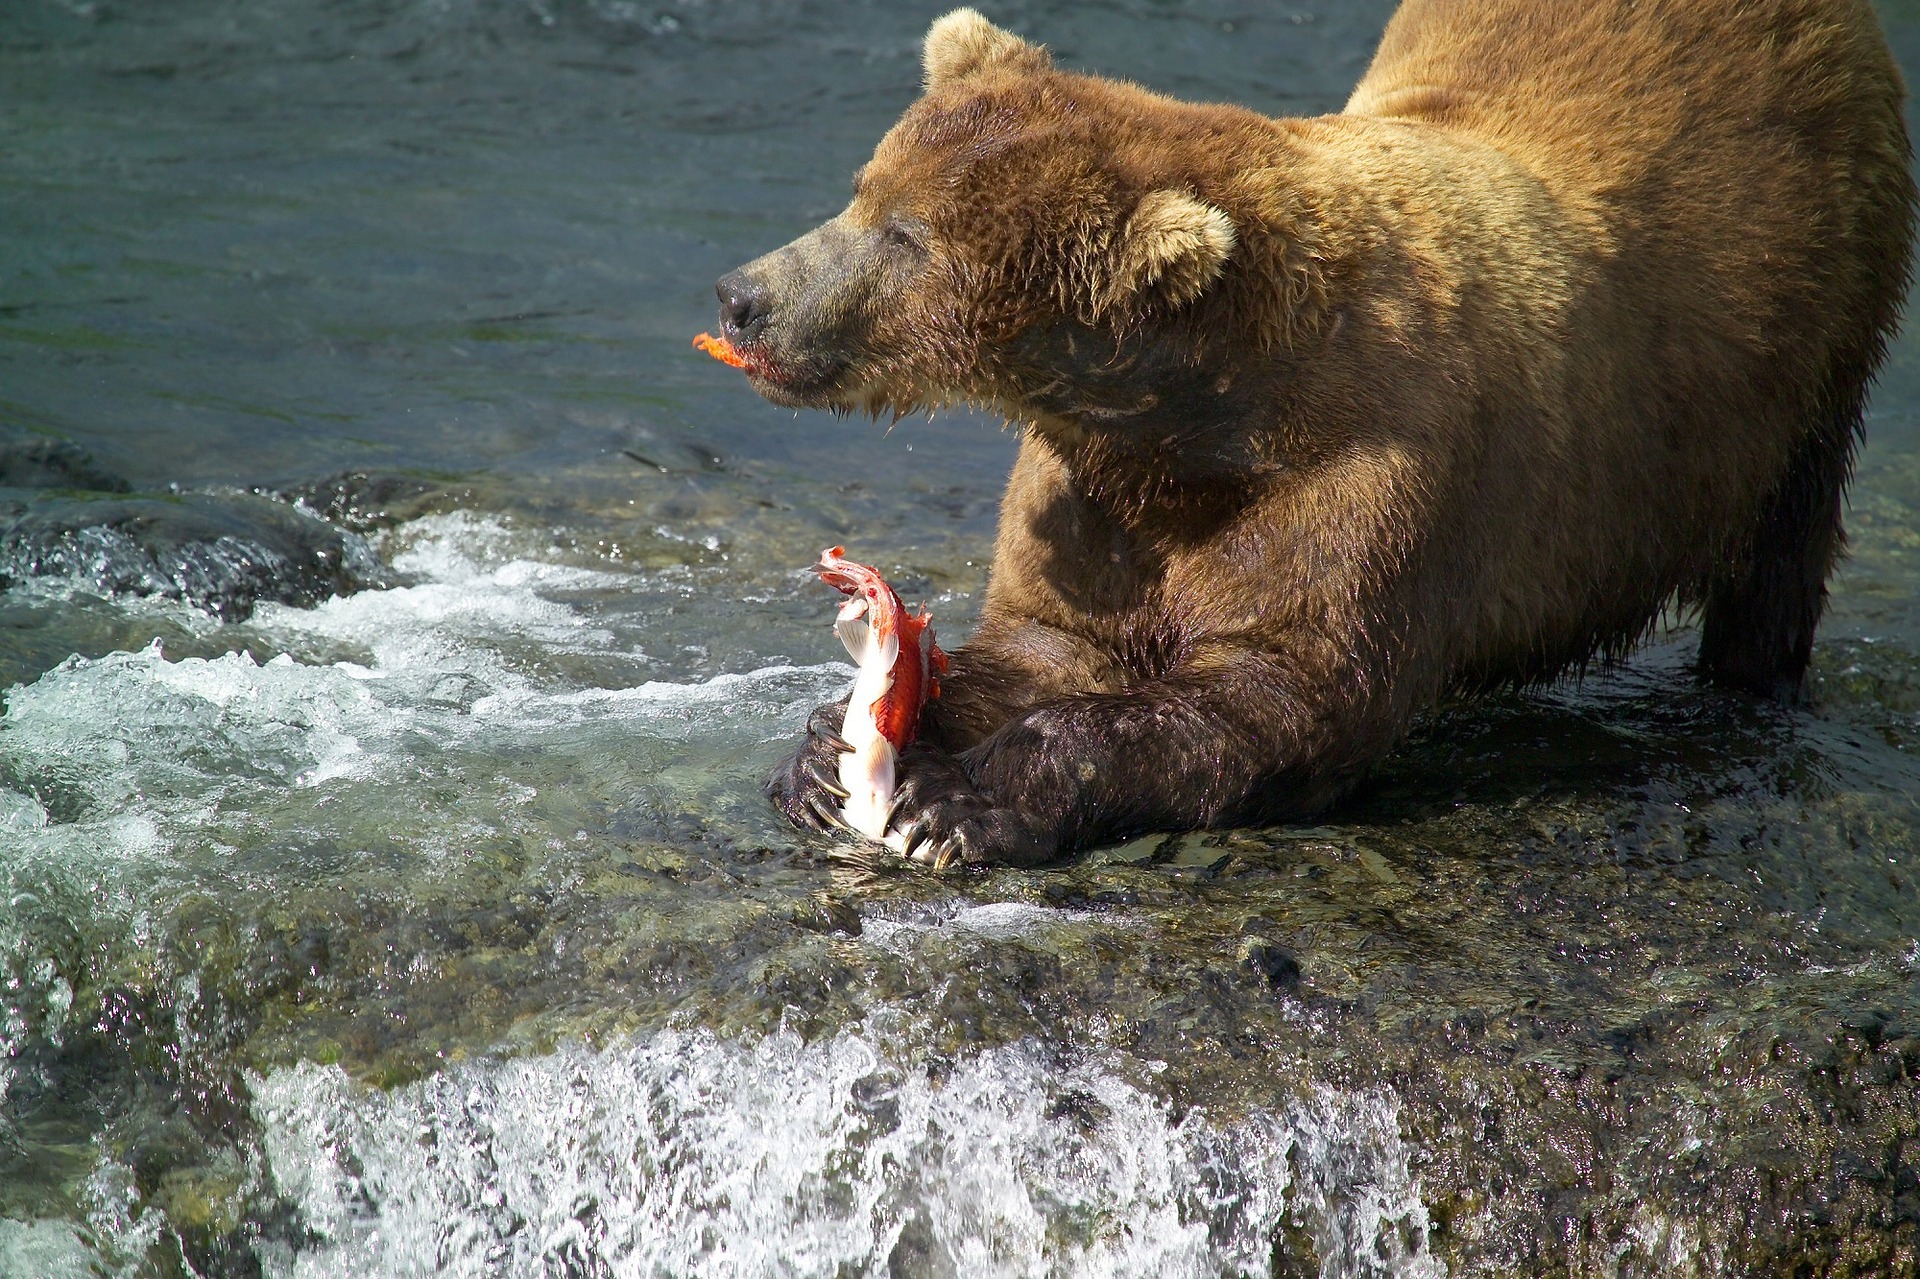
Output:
left=1, top=2, right=1917, bottom=1276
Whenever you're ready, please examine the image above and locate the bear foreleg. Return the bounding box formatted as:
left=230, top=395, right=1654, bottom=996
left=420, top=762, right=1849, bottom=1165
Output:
left=884, top=646, right=1373, bottom=866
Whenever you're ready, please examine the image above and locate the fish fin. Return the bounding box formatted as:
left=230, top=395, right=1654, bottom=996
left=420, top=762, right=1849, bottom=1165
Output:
left=918, top=612, right=950, bottom=676
left=834, top=616, right=879, bottom=666
left=835, top=617, right=900, bottom=687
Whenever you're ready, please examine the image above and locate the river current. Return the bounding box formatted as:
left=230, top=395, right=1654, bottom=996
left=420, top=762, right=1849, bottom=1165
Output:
left=2, top=2, right=1918, bottom=1276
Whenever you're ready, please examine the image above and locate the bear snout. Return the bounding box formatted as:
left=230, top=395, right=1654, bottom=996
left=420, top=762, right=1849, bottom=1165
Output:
left=714, top=270, right=771, bottom=344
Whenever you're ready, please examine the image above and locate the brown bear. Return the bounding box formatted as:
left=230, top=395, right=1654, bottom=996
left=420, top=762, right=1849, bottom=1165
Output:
left=717, top=3, right=1916, bottom=866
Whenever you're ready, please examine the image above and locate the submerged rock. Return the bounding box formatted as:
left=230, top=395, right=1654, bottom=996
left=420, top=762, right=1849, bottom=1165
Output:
left=0, top=432, right=133, bottom=494
left=0, top=492, right=389, bottom=621
left=262, top=470, right=461, bottom=534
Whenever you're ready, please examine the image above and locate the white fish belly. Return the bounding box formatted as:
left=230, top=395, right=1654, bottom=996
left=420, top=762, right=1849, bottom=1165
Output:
left=837, top=733, right=895, bottom=841
left=835, top=614, right=901, bottom=843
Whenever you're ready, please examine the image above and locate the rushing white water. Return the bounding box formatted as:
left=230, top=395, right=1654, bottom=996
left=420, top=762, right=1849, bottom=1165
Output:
left=0, top=512, right=844, bottom=886
left=251, top=1025, right=1444, bottom=1279
left=0, top=1217, right=98, bottom=1279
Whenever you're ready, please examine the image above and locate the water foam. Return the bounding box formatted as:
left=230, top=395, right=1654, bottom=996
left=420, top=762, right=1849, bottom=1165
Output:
left=0, top=1218, right=99, bottom=1279
left=860, top=899, right=1133, bottom=952
left=249, top=510, right=628, bottom=676
left=0, top=513, right=843, bottom=884
left=251, top=1027, right=1442, bottom=1279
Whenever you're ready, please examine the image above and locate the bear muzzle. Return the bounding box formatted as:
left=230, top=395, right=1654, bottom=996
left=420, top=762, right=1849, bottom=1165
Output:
left=711, top=221, right=890, bottom=409
left=708, top=264, right=819, bottom=403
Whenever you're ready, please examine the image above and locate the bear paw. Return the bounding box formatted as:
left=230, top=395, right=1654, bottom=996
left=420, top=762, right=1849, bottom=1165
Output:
left=887, top=745, right=1054, bottom=869
left=764, top=699, right=854, bottom=833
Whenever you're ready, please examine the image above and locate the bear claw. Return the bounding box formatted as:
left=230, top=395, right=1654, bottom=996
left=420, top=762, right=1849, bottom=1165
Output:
left=765, top=698, right=853, bottom=832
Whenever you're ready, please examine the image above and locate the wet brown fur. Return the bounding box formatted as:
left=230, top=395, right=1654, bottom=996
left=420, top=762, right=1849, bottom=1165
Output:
left=744, top=2, right=1916, bottom=862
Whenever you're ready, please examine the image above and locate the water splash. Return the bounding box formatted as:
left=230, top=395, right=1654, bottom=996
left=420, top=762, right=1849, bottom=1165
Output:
left=0, top=512, right=841, bottom=879
left=0, top=1218, right=99, bottom=1279
left=252, top=1027, right=1443, bottom=1279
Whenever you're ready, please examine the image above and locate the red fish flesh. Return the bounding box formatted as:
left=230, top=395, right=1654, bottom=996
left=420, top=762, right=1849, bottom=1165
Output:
left=692, top=331, right=748, bottom=369
left=815, top=546, right=947, bottom=843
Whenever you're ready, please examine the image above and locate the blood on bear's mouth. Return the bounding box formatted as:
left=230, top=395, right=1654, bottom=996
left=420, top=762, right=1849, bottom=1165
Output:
left=690, top=330, right=805, bottom=395
left=694, top=330, right=875, bottom=411
left=693, top=331, right=795, bottom=389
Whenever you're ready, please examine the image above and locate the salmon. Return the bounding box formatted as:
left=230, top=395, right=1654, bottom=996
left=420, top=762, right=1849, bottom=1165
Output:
left=692, top=331, right=748, bottom=369
left=815, top=546, right=947, bottom=843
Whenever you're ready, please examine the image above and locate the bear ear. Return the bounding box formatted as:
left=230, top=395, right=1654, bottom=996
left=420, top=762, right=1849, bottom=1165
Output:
left=1093, top=189, right=1237, bottom=319
left=923, top=9, right=1050, bottom=89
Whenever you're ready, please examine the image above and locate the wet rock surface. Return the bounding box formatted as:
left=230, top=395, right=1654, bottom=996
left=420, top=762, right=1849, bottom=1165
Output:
left=3, top=631, right=1913, bottom=1276
left=0, top=491, right=389, bottom=621
left=261, top=471, right=464, bottom=535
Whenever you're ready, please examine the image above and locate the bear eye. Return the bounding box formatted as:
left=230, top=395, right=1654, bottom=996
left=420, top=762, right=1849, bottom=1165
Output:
left=882, top=219, right=922, bottom=253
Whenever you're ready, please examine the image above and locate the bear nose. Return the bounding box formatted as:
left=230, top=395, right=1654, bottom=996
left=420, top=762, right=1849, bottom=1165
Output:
left=715, top=271, right=770, bottom=342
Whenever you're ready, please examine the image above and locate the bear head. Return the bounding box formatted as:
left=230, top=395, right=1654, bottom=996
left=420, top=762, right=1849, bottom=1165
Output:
left=710, top=8, right=1275, bottom=424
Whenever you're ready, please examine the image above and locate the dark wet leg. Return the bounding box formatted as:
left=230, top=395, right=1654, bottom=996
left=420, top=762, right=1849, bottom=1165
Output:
left=1697, top=396, right=1859, bottom=702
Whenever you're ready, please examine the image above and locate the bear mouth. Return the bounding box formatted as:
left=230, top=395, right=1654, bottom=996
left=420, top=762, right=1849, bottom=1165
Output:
left=746, top=366, right=838, bottom=411
left=739, top=345, right=872, bottom=412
